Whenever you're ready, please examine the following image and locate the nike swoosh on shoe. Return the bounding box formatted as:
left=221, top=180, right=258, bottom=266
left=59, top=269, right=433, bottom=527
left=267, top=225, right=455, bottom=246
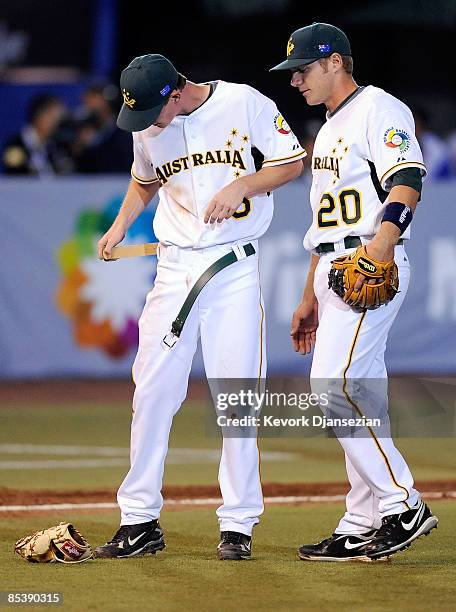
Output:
left=128, top=532, right=146, bottom=546
left=401, top=503, right=425, bottom=531
left=344, top=539, right=372, bottom=550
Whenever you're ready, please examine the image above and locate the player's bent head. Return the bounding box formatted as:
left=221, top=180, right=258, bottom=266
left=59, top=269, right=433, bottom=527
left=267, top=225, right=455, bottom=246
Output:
left=270, top=22, right=351, bottom=73
left=116, top=53, right=185, bottom=132
left=287, top=53, right=352, bottom=107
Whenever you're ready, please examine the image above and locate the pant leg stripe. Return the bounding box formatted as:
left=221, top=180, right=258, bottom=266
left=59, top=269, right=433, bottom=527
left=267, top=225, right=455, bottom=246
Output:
left=342, top=311, right=410, bottom=510
left=257, top=266, right=265, bottom=508
left=258, top=300, right=265, bottom=384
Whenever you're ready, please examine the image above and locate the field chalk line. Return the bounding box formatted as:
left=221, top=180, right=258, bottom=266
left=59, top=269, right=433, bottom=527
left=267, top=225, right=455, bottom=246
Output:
left=1, top=491, right=455, bottom=512
left=0, top=444, right=296, bottom=468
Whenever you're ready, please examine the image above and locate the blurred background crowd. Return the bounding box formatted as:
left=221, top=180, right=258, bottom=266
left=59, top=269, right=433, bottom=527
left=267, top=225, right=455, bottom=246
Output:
left=1, top=85, right=133, bottom=175
left=0, top=0, right=455, bottom=180
left=2, top=92, right=455, bottom=181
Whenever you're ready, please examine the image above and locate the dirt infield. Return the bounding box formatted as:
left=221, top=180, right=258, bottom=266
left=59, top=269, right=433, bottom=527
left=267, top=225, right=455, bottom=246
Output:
left=2, top=479, right=456, bottom=508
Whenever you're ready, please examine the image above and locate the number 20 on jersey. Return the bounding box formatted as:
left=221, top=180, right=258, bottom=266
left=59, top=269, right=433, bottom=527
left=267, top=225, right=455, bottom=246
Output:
left=317, top=188, right=362, bottom=228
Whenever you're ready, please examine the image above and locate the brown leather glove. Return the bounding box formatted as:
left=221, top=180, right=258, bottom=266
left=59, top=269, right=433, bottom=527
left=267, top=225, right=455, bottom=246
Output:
left=328, top=245, right=399, bottom=312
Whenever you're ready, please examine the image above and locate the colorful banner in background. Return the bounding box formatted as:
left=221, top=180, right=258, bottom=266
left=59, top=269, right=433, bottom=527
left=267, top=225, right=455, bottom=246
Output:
left=56, top=195, right=157, bottom=358
left=0, top=177, right=455, bottom=378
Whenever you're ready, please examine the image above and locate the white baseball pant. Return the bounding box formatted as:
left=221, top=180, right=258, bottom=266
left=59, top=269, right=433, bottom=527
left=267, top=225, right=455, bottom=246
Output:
left=311, top=244, right=420, bottom=534
left=117, top=240, right=265, bottom=536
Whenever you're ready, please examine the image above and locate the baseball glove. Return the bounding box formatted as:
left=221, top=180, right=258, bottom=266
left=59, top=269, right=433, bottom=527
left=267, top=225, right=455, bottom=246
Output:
left=14, top=522, right=93, bottom=564
left=328, top=245, right=399, bottom=311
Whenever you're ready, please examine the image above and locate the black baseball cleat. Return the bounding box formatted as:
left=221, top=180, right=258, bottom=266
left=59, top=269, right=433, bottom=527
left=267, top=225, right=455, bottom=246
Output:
left=365, top=500, right=438, bottom=559
left=94, top=520, right=165, bottom=558
left=217, top=531, right=252, bottom=560
left=298, top=530, right=388, bottom=562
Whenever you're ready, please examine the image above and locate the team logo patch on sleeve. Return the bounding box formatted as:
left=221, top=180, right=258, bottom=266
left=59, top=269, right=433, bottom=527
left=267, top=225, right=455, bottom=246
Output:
left=383, top=128, right=410, bottom=153
left=274, top=113, right=291, bottom=135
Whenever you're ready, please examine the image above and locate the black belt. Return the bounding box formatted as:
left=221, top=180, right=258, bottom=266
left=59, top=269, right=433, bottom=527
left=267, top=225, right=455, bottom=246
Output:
left=162, top=242, right=256, bottom=349
left=315, top=236, right=403, bottom=254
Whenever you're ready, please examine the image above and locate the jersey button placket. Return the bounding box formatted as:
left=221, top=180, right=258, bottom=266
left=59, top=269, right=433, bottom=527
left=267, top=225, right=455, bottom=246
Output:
left=184, top=117, right=203, bottom=218
left=189, top=123, right=202, bottom=184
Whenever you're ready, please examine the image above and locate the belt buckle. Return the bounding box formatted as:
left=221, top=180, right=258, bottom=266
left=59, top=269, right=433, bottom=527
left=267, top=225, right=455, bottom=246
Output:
left=162, top=331, right=178, bottom=350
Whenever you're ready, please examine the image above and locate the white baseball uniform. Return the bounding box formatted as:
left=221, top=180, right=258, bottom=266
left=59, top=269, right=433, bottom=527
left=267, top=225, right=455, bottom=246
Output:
left=305, top=85, right=427, bottom=533
left=117, top=80, right=306, bottom=535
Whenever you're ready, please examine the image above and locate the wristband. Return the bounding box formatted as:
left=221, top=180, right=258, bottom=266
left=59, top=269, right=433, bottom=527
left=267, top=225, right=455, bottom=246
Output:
left=381, top=201, right=413, bottom=235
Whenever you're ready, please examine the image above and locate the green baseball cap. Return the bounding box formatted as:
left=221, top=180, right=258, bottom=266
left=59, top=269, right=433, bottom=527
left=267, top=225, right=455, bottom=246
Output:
left=270, top=22, right=351, bottom=71
left=117, top=54, right=179, bottom=132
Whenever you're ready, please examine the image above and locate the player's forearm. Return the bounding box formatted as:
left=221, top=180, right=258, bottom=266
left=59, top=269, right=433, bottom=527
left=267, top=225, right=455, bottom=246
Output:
left=237, top=160, right=303, bottom=198
left=387, top=184, right=419, bottom=214
left=301, top=254, right=319, bottom=302
left=115, top=179, right=160, bottom=231
left=369, top=184, right=420, bottom=258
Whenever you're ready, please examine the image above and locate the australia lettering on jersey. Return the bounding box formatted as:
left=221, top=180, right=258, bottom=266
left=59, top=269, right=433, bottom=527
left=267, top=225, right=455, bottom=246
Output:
left=155, top=149, right=246, bottom=185
left=313, top=155, right=340, bottom=179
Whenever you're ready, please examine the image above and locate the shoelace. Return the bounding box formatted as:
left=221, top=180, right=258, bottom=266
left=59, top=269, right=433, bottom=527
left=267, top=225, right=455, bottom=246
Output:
left=221, top=531, right=248, bottom=545
left=108, top=525, right=131, bottom=544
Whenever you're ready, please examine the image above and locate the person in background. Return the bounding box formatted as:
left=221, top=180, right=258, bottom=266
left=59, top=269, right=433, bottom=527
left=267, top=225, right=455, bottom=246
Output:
left=2, top=94, right=72, bottom=176
left=412, top=107, right=453, bottom=180
left=74, top=84, right=133, bottom=173
left=445, top=129, right=456, bottom=176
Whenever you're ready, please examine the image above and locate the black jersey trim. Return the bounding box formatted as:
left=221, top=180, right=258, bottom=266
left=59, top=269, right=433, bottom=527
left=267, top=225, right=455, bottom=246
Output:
left=367, top=160, right=388, bottom=203
left=327, top=86, right=365, bottom=119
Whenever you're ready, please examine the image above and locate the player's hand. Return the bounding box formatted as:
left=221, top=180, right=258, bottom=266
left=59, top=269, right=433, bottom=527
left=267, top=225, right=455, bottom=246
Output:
left=97, top=224, right=126, bottom=260
left=290, top=298, right=319, bottom=355
left=353, top=241, right=395, bottom=291
left=204, top=180, right=247, bottom=224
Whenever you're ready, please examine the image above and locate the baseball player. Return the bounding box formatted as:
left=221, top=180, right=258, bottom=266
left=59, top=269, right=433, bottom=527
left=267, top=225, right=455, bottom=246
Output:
left=271, top=23, right=438, bottom=561
left=94, top=54, right=305, bottom=560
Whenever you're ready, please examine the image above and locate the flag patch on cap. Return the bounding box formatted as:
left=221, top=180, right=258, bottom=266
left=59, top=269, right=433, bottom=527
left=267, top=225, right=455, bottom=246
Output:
left=318, top=44, right=331, bottom=53
left=160, top=84, right=171, bottom=97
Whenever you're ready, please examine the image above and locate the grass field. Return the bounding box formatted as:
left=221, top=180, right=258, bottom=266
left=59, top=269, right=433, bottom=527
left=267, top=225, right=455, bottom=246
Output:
left=1, top=387, right=455, bottom=611
left=2, top=502, right=455, bottom=612
left=1, top=400, right=455, bottom=490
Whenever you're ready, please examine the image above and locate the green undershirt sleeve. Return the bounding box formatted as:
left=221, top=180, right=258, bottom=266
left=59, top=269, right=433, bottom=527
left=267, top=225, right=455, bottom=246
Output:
left=390, top=167, right=423, bottom=194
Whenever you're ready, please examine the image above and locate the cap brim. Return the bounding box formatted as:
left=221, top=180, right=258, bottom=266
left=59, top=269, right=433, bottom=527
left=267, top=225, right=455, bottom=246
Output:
left=269, top=57, right=319, bottom=71
left=116, top=101, right=165, bottom=132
